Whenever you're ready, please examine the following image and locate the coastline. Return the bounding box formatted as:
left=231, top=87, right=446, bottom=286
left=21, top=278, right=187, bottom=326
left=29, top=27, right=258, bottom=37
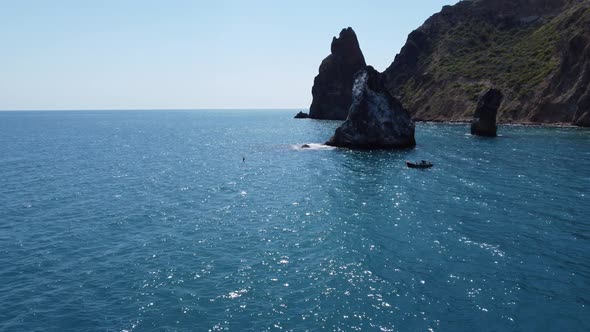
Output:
left=414, top=119, right=584, bottom=129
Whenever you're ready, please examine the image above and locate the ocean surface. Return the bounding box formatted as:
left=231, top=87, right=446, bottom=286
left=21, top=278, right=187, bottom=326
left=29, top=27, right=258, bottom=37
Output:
left=0, top=110, right=589, bottom=331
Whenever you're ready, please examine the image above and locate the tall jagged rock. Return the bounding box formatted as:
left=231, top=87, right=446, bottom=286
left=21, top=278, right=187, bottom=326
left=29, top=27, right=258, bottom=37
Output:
left=308, top=27, right=367, bottom=120
left=471, top=89, right=504, bottom=137
left=326, top=66, right=416, bottom=149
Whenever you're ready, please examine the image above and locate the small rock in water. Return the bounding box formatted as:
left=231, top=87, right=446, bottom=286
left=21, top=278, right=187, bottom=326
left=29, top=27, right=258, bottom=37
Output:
left=301, top=144, right=311, bottom=149
left=294, top=111, right=309, bottom=119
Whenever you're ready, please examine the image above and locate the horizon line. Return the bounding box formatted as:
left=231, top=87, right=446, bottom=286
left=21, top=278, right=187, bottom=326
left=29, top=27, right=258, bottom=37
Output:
left=0, top=108, right=307, bottom=112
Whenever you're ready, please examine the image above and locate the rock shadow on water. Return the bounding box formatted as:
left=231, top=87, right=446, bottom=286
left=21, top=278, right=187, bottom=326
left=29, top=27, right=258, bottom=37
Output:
left=340, top=149, right=416, bottom=175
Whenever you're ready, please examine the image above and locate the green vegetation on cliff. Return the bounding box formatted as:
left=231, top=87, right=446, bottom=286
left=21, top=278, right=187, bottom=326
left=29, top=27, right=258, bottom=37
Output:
left=384, top=0, right=590, bottom=125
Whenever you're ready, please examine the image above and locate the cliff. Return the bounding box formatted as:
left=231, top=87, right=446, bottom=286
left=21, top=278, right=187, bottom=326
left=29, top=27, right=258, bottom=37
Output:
left=383, top=0, right=590, bottom=126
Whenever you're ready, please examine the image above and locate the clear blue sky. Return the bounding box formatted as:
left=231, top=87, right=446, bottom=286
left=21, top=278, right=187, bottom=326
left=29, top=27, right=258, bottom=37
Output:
left=0, top=0, right=458, bottom=110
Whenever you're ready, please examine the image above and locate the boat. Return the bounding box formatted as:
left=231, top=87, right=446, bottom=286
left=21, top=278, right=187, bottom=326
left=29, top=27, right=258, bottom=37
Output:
left=406, top=160, right=433, bottom=169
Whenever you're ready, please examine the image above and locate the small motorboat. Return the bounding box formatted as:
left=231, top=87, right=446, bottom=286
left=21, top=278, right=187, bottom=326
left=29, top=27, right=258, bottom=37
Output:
left=406, top=160, right=433, bottom=169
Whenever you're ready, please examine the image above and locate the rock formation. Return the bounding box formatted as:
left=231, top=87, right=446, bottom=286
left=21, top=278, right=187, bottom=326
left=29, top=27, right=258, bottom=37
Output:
left=471, top=89, right=503, bottom=137
left=326, top=66, right=416, bottom=149
left=382, top=0, right=590, bottom=126
left=294, top=111, right=309, bottom=119
left=308, top=27, right=367, bottom=120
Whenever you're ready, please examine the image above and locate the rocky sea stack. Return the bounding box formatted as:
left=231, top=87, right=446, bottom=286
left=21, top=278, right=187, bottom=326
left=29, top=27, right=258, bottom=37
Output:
left=471, top=88, right=503, bottom=137
left=294, top=111, right=309, bottom=119
left=326, top=66, right=416, bottom=149
left=308, top=27, right=367, bottom=120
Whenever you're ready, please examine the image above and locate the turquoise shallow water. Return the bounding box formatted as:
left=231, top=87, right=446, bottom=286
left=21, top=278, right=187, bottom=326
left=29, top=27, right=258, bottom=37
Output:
left=0, top=110, right=589, bottom=331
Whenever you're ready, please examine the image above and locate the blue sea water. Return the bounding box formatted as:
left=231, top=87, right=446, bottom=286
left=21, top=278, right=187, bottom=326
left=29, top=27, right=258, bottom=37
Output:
left=0, top=110, right=589, bottom=331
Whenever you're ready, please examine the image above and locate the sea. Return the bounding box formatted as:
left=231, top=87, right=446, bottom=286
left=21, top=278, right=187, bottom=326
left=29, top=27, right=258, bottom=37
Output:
left=0, top=110, right=589, bottom=331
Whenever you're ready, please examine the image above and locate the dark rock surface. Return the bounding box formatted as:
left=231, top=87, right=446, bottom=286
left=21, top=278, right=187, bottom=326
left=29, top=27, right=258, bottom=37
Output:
left=294, top=111, right=309, bottom=119
left=326, top=66, right=416, bottom=149
left=309, top=27, right=367, bottom=120
left=471, top=89, right=504, bottom=137
left=539, top=31, right=590, bottom=126
left=574, top=88, right=590, bottom=126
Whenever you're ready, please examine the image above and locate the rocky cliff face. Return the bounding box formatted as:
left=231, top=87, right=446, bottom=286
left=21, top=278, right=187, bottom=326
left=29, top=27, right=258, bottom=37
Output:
left=383, top=0, right=590, bottom=126
left=326, top=66, right=416, bottom=149
left=309, top=28, right=367, bottom=120
left=538, top=28, right=590, bottom=126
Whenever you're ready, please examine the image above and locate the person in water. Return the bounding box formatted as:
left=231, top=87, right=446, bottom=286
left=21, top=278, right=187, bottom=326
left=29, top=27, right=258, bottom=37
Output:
left=242, top=157, right=245, bottom=162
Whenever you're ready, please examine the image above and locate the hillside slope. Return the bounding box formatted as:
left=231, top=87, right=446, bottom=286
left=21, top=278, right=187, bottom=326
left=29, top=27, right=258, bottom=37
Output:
left=383, top=0, right=590, bottom=126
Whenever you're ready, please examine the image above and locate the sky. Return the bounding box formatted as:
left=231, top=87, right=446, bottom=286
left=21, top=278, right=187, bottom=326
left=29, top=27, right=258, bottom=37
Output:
left=0, top=0, right=459, bottom=110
